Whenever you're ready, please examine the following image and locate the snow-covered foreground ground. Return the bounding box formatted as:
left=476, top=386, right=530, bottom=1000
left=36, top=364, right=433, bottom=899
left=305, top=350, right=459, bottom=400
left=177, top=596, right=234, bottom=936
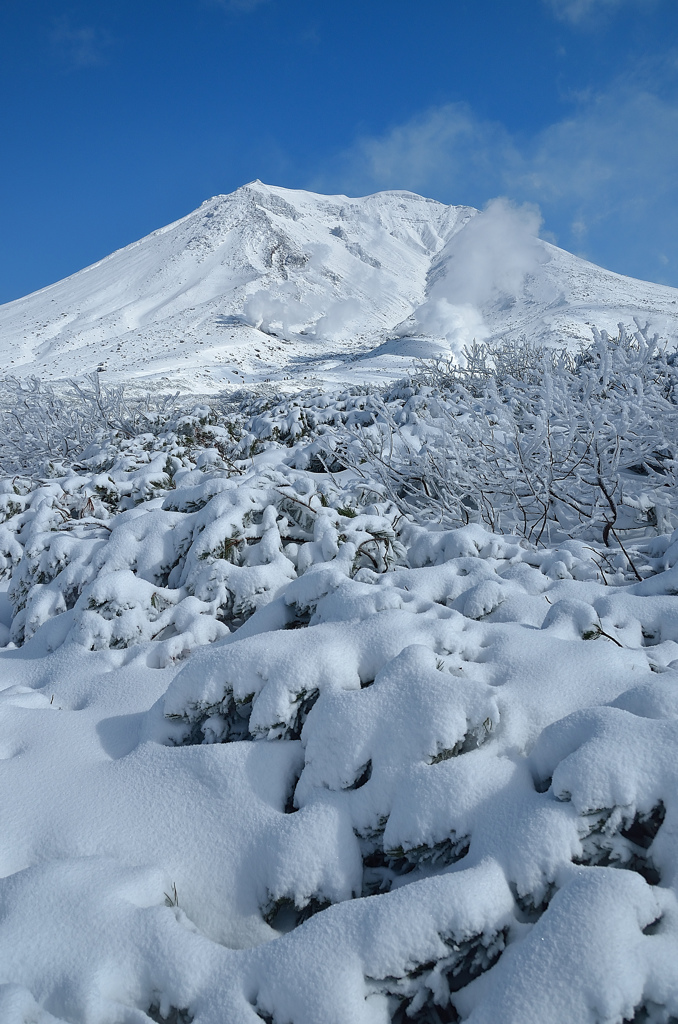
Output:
left=0, top=341, right=678, bottom=1023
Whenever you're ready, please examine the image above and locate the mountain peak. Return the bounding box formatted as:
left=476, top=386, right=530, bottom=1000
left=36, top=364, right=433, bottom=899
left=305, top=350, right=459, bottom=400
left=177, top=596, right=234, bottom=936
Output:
left=0, top=182, right=677, bottom=391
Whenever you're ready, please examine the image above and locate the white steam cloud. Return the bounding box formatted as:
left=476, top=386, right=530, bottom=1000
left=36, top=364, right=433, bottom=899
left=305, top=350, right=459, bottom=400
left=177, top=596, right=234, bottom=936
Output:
left=408, top=300, right=489, bottom=350
left=312, top=298, right=361, bottom=338
left=409, top=197, right=545, bottom=357
left=435, top=197, right=544, bottom=307
left=243, top=287, right=361, bottom=342
left=243, top=287, right=309, bottom=341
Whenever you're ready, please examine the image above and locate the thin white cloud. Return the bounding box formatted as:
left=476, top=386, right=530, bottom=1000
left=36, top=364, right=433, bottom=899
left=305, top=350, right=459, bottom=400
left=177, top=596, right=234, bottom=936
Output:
left=317, top=78, right=678, bottom=283
left=210, top=0, right=271, bottom=12
left=522, top=87, right=678, bottom=210
left=547, top=0, right=624, bottom=24
left=317, top=103, right=514, bottom=201
left=545, top=0, right=653, bottom=25
left=51, top=20, right=111, bottom=69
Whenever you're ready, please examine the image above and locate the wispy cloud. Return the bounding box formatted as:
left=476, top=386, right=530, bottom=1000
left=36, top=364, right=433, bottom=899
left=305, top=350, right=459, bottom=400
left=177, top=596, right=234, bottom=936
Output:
left=548, top=0, right=663, bottom=25
left=315, top=73, right=678, bottom=284
left=544, top=0, right=653, bottom=25
left=210, top=0, right=271, bottom=12
left=51, top=19, right=111, bottom=69
left=316, top=103, right=513, bottom=202
left=521, top=86, right=678, bottom=214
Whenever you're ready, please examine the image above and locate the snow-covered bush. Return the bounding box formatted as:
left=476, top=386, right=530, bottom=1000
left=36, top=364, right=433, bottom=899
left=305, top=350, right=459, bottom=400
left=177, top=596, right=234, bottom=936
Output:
left=1, top=329, right=678, bottom=1023
left=2, top=332, right=677, bottom=660
left=0, top=400, right=405, bottom=654
left=334, top=322, right=678, bottom=555
left=0, top=374, right=192, bottom=474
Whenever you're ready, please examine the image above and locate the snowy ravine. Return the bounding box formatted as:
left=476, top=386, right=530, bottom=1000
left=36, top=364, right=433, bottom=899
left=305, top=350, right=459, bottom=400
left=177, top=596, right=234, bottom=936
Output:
left=0, top=339, right=677, bottom=1024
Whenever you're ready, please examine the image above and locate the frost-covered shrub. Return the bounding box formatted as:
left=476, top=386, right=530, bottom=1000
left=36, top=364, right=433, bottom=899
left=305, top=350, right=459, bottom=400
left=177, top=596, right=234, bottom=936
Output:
left=333, top=323, right=678, bottom=552
left=2, top=430, right=405, bottom=654
left=0, top=374, right=190, bottom=474
left=1, top=357, right=676, bottom=661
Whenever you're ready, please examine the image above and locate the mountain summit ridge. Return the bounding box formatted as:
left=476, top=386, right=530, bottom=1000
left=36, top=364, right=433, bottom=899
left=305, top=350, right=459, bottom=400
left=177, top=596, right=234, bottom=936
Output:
left=1, top=182, right=677, bottom=391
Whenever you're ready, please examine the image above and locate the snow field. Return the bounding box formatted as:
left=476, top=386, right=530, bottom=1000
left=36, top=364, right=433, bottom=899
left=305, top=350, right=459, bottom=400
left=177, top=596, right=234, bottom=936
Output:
left=0, top=364, right=677, bottom=1022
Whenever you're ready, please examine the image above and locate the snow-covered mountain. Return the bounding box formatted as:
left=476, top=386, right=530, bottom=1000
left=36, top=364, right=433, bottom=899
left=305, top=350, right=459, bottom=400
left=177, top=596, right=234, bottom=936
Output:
left=2, top=191, right=678, bottom=1023
left=1, top=181, right=678, bottom=390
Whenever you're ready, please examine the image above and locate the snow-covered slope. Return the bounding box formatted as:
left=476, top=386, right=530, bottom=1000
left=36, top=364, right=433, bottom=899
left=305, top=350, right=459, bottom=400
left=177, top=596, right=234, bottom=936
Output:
left=0, top=183, right=470, bottom=389
left=1, top=181, right=677, bottom=390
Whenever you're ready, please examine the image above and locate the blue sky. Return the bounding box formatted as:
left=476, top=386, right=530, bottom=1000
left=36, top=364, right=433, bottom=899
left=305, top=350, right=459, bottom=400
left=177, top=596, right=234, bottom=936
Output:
left=1, top=0, right=677, bottom=303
